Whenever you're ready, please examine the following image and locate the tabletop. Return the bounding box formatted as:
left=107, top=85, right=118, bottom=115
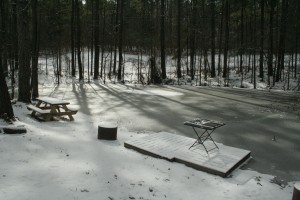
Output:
left=184, top=118, right=225, bottom=130
left=36, top=97, right=70, bottom=105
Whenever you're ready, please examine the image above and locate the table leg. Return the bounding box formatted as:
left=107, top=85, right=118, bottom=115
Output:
left=189, top=127, right=219, bottom=154
left=62, top=105, right=74, bottom=121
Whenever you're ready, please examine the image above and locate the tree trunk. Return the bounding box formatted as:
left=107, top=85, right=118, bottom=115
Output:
left=267, top=0, right=275, bottom=86
left=1, top=0, right=8, bottom=77
left=240, top=1, right=245, bottom=73
left=113, top=0, right=119, bottom=75
left=71, top=0, right=76, bottom=77
left=275, top=0, right=289, bottom=82
left=0, top=59, right=14, bottom=118
left=253, top=1, right=257, bottom=89
left=295, top=0, right=300, bottom=79
left=117, top=0, right=124, bottom=82
left=210, top=0, right=216, bottom=77
left=222, top=0, right=229, bottom=79
left=100, top=3, right=106, bottom=79
left=93, top=0, right=100, bottom=79
left=0, top=0, right=14, bottom=118
left=160, top=0, right=166, bottom=80
left=75, top=0, right=83, bottom=81
left=177, top=0, right=182, bottom=79
left=190, top=0, right=197, bottom=80
left=17, top=0, right=31, bottom=103
left=240, top=1, right=245, bottom=87
left=31, top=0, right=39, bottom=99
left=259, top=0, right=265, bottom=80
left=218, top=0, right=224, bottom=77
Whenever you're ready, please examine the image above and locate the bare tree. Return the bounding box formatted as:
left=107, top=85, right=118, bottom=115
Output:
left=259, top=0, right=265, bottom=80
left=275, top=0, right=289, bottom=82
left=222, top=0, right=229, bottom=80
left=117, top=0, right=124, bottom=82
left=177, top=0, right=182, bottom=79
left=17, top=0, right=31, bottom=103
left=190, top=0, right=198, bottom=80
left=75, top=0, right=83, bottom=80
left=160, top=0, right=166, bottom=79
left=267, top=0, right=275, bottom=86
left=0, top=0, right=14, bottom=118
left=71, top=0, right=76, bottom=77
left=210, top=0, right=216, bottom=78
left=94, top=0, right=100, bottom=79
left=31, top=0, right=39, bottom=99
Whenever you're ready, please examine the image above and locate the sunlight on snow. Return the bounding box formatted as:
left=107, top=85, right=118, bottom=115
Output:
left=123, top=89, right=184, bottom=97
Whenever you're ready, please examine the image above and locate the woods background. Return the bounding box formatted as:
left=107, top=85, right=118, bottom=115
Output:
left=1, top=0, right=300, bottom=106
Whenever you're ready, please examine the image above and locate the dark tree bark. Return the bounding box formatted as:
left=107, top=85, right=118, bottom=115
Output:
left=210, top=0, right=216, bottom=78
left=177, top=0, right=182, bottom=79
left=267, top=0, right=275, bottom=85
left=0, top=60, right=14, bottom=118
left=160, top=0, right=166, bottom=79
left=31, top=0, right=39, bottom=99
left=117, top=0, right=124, bottom=81
left=17, top=0, right=31, bottom=103
left=0, top=0, right=14, bottom=118
left=240, top=1, right=245, bottom=73
left=190, top=0, right=197, bottom=80
left=295, top=0, right=300, bottom=78
left=259, top=0, right=265, bottom=80
left=100, top=2, right=106, bottom=79
left=275, top=0, right=289, bottom=82
left=113, top=0, right=119, bottom=75
left=12, top=0, right=19, bottom=71
left=253, top=1, right=257, bottom=89
left=218, top=0, right=225, bottom=77
left=9, top=1, right=17, bottom=99
left=94, top=0, right=100, bottom=79
left=71, top=0, right=76, bottom=77
left=222, top=0, right=229, bottom=79
left=1, top=0, right=8, bottom=76
left=240, top=1, right=245, bottom=87
left=75, top=0, right=83, bottom=81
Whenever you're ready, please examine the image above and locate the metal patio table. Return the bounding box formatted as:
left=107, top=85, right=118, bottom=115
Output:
left=184, top=118, right=225, bottom=154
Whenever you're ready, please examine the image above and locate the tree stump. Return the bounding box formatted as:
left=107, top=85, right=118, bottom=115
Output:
left=3, top=127, right=27, bottom=134
left=98, top=123, right=117, bottom=140
left=293, top=182, right=300, bottom=200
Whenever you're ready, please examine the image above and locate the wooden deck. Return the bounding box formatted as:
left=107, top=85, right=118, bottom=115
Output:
left=124, top=132, right=251, bottom=177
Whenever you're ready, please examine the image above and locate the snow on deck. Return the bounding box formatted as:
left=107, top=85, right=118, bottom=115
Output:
left=125, top=132, right=251, bottom=177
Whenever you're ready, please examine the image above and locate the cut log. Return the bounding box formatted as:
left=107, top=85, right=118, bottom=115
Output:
left=293, top=182, right=300, bottom=200
left=3, top=127, right=27, bottom=134
left=98, top=123, right=117, bottom=140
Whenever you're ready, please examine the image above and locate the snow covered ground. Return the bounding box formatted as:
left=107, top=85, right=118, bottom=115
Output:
left=1, top=53, right=299, bottom=199
left=0, top=86, right=298, bottom=200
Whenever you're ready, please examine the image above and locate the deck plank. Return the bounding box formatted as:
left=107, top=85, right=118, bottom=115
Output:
left=125, top=132, right=251, bottom=177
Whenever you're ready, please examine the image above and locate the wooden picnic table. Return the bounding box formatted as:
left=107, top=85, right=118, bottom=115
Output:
left=27, top=97, right=78, bottom=121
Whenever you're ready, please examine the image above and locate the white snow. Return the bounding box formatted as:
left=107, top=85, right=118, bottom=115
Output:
left=1, top=52, right=299, bottom=199
left=0, top=95, right=296, bottom=200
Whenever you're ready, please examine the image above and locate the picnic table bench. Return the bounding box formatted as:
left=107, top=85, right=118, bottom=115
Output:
left=27, top=97, right=78, bottom=121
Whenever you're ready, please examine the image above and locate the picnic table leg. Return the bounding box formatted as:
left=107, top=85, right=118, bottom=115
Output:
left=43, top=114, right=52, bottom=121
left=62, top=105, right=74, bottom=121
left=68, top=115, right=74, bottom=121
left=31, top=111, right=37, bottom=117
left=31, top=100, right=42, bottom=117
left=35, top=100, right=42, bottom=107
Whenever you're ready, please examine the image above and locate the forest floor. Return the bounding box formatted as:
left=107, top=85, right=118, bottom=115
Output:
left=0, top=82, right=300, bottom=200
